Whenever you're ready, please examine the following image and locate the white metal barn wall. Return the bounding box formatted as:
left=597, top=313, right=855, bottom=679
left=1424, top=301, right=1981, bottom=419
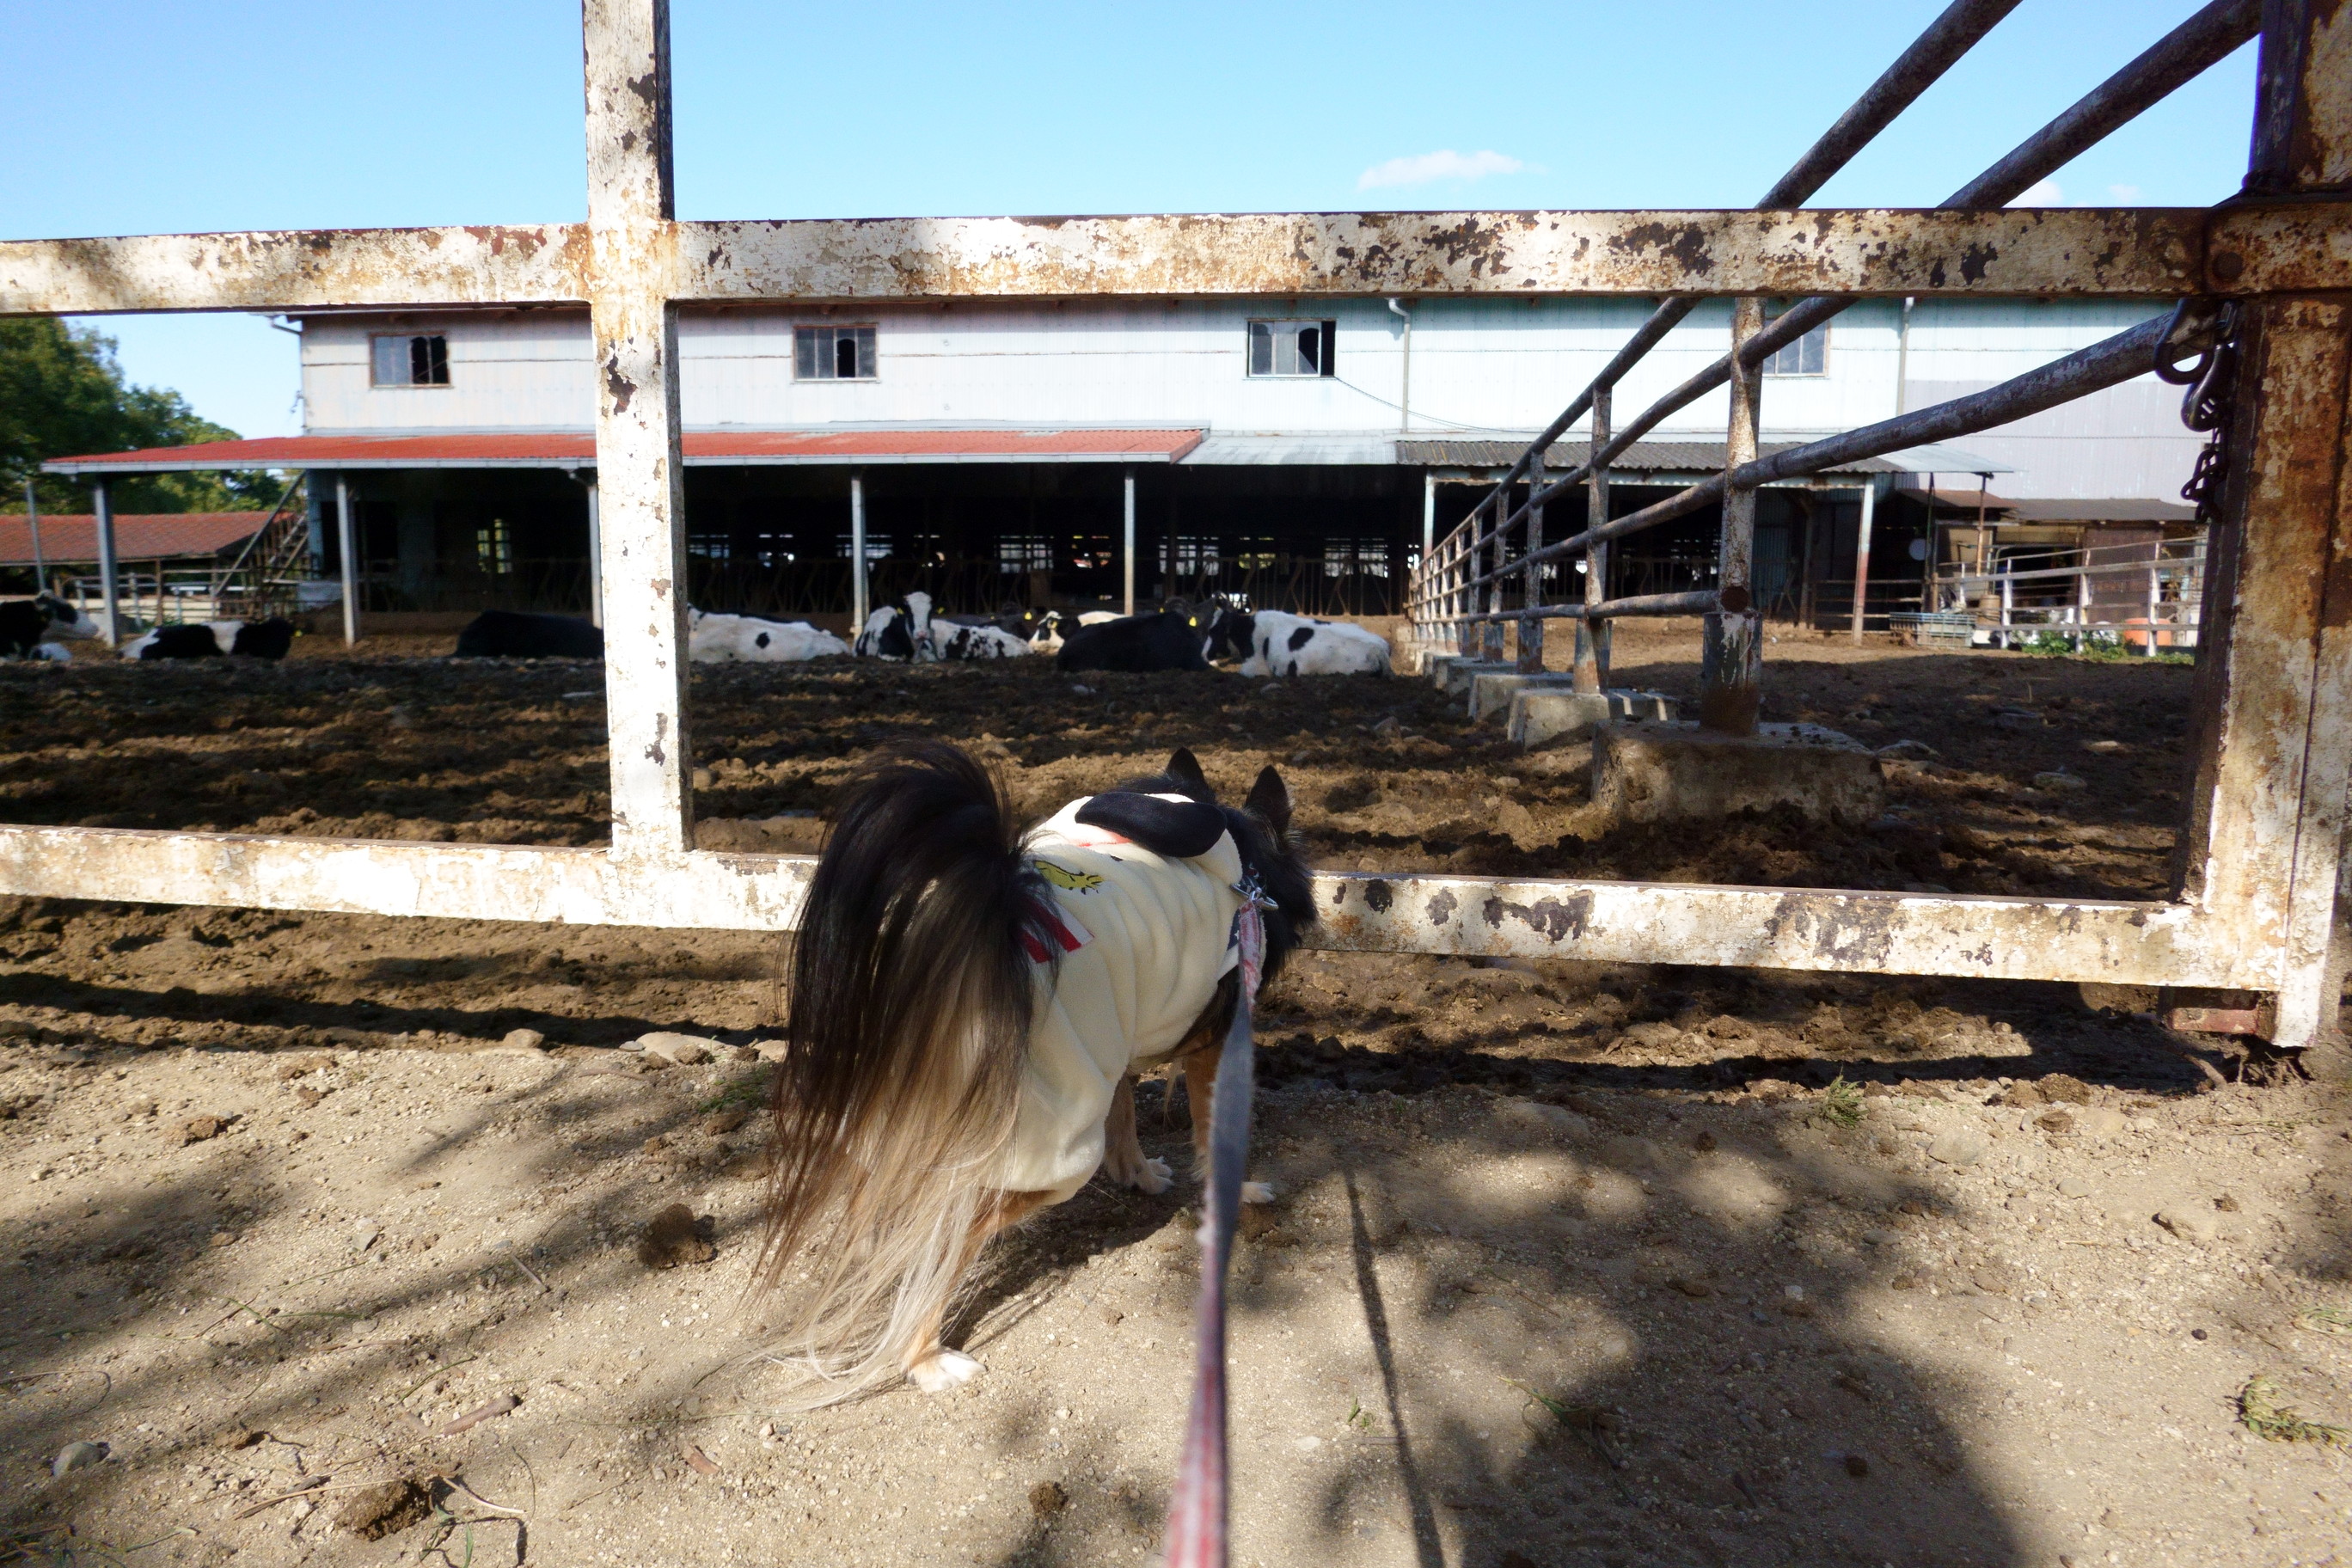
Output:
left=0, top=0, right=2347, bottom=1061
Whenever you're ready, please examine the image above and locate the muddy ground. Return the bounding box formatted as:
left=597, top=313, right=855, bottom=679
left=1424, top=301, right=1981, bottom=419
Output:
left=1, top=626, right=2347, bottom=1568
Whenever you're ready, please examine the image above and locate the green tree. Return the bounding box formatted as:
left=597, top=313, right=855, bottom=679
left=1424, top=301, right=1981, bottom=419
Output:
left=0, top=317, right=274, bottom=514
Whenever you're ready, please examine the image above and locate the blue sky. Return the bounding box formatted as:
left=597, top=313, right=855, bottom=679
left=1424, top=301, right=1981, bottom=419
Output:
left=5, top=0, right=2257, bottom=441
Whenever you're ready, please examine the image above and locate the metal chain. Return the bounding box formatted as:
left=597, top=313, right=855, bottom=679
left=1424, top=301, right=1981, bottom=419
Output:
left=2154, top=298, right=2242, bottom=528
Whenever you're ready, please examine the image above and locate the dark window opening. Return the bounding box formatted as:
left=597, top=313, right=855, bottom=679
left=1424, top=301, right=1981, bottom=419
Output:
left=372, top=334, right=450, bottom=387
left=796, top=325, right=878, bottom=381
left=1247, top=320, right=1337, bottom=378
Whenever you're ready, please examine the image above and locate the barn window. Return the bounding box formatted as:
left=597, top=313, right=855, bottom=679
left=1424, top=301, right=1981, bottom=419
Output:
left=371, top=334, right=450, bottom=387
left=687, top=533, right=731, bottom=562
left=1171, top=537, right=1219, bottom=573
left=1321, top=540, right=1391, bottom=579
left=998, top=536, right=1052, bottom=573
left=1247, top=320, right=1336, bottom=378
left=795, top=325, right=877, bottom=381
left=836, top=534, right=891, bottom=560
left=475, top=517, right=511, bottom=576
left=1761, top=303, right=1828, bottom=377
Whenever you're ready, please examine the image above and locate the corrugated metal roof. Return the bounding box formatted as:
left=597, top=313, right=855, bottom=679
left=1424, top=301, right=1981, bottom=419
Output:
left=0, top=513, right=268, bottom=567
left=1182, top=432, right=1402, bottom=466
left=41, top=429, right=1206, bottom=473
left=1398, top=438, right=1908, bottom=475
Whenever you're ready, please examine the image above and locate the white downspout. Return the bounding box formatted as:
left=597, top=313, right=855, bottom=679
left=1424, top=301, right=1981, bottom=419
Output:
left=1387, top=297, right=1412, bottom=432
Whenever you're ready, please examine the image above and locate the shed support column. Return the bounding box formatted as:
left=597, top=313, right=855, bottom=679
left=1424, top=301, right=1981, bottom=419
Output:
left=1517, top=449, right=1546, bottom=672
left=585, top=0, right=691, bottom=860
left=2177, top=0, right=2352, bottom=1067
left=1122, top=466, right=1136, bottom=616
left=1700, top=296, right=1765, bottom=734
left=849, top=474, right=867, bottom=631
left=334, top=475, right=359, bottom=646
left=92, top=478, right=119, bottom=647
left=585, top=479, right=603, bottom=628
left=1849, top=481, right=1877, bottom=642
left=1574, top=386, right=1612, bottom=694
left=1421, top=471, right=1435, bottom=562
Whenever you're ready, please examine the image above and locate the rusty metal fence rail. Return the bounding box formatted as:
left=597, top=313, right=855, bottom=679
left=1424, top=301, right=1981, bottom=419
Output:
left=0, top=0, right=2348, bottom=1065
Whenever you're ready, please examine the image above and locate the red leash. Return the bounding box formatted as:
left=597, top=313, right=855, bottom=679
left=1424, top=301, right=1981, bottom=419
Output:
left=1162, top=895, right=1266, bottom=1568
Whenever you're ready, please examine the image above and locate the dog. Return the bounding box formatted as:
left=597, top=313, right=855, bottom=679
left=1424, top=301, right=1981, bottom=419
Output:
left=761, top=740, right=1314, bottom=1400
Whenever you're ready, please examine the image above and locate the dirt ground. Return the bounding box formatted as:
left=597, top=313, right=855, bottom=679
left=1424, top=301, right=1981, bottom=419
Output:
left=2, top=625, right=2348, bottom=1568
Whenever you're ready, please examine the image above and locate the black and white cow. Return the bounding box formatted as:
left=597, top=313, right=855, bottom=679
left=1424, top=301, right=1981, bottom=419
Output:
left=1022, top=609, right=1118, bottom=656
left=452, top=609, right=603, bottom=659
left=1201, top=606, right=1390, bottom=677
left=0, top=594, right=102, bottom=659
left=932, top=622, right=1030, bottom=659
left=123, top=617, right=297, bottom=661
left=688, top=609, right=849, bottom=663
left=853, top=591, right=936, bottom=661
left=1055, top=609, right=1210, bottom=673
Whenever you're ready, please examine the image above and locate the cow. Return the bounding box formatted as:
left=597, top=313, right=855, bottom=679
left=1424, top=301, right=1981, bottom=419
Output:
left=853, top=591, right=937, bottom=662
left=452, top=609, right=603, bottom=659
left=1024, top=609, right=1119, bottom=656
left=1055, top=609, right=1210, bottom=673
left=1201, top=606, right=1390, bottom=677
left=0, top=594, right=102, bottom=659
left=688, top=609, right=849, bottom=664
left=932, top=622, right=1031, bottom=660
left=123, top=617, right=297, bottom=661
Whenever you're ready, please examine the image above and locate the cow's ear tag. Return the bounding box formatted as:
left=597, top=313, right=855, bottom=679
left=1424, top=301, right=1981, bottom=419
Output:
left=1075, top=792, right=1225, bottom=859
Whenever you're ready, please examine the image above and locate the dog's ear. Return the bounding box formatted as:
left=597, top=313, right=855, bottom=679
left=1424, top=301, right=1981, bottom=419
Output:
left=1244, top=765, right=1291, bottom=837
left=1164, top=747, right=1211, bottom=798
left=1076, top=791, right=1227, bottom=859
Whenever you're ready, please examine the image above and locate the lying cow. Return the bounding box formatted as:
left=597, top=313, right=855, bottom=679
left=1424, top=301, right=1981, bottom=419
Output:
left=854, top=591, right=937, bottom=662
left=453, top=609, right=603, bottom=659
left=689, top=609, right=849, bottom=664
left=1056, top=609, right=1209, bottom=673
left=0, top=594, right=102, bottom=659
left=124, top=617, right=296, bottom=661
left=1202, top=607, right=1390, bottom=677
left=932, top=622, right=1030, bottom=659
left=1024, top=609, right=1118, bottom=656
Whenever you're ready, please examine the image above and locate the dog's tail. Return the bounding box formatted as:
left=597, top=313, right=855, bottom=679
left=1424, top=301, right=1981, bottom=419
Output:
left=759, top=740, right=1044, bottom=1401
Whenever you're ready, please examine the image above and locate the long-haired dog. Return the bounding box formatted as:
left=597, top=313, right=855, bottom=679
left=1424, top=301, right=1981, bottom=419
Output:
left=762, top=740, right=1314, bottom=1400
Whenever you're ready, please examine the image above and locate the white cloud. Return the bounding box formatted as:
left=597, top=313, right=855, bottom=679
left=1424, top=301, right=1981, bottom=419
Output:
left=1357, top=149, right=1528, bottom=191
left=2007, top=177, right=2063, bottom=207
left=2108, top=182, right=2143, bottom=202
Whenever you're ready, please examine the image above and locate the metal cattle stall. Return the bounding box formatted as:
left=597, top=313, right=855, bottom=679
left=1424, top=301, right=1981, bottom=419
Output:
left=0, top=0, right=2347, bottom=1072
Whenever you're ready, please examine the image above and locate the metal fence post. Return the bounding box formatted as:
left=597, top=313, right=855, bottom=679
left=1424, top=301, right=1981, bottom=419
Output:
left=1481, top=491, right=1507, bottom=664
left=22, top=477, right=43, bottom=593
left=1575, top=387, right=1613, bottom=692
left=2174, top=0, right=2352, bottom=1068
left=585, top=0, right=692, bottom=859
left=1700, top=297, right=1766, bottom=733
left=1123, top=465, right=1136, bottom=616
left=1518, top=448, right=1546, bottom=672
left=92, top=477, right=119, bottom=647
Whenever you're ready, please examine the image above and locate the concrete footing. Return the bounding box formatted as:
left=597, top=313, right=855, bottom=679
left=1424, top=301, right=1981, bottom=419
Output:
left=1591, top=721, right=1884, bottom=825
left=1468, top=671, right=1576, bottom=720
left=1507, top=688, right=1680, bottom=746
left=1436, top=658, right=1513, bottom=699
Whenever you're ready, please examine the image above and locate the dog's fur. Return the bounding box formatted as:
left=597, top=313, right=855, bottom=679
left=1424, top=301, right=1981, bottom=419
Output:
left=760, top=741, right=1312, bottom=1400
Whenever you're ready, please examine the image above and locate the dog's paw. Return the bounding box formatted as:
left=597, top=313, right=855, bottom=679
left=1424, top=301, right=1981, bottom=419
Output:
left=1129, top=1156, right=1173, bottom=1195
left=907, top=1350, right=981, bottom=1393
left=1241, top=1180, right=1279, bottom=1204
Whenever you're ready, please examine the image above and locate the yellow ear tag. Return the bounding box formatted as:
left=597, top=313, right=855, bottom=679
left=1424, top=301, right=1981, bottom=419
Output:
left=1035, top=860, right=1104, bottom=892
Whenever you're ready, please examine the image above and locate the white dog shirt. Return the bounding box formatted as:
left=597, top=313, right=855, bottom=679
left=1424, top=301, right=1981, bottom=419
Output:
left=989, top=795, right=1243, bottom=1200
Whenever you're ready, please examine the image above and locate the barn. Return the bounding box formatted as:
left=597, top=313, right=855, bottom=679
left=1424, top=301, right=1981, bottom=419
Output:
left=41, top=297, right=2202, bottom=634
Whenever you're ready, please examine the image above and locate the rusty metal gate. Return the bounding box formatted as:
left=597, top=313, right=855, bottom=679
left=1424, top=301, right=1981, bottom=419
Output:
left=1, top=0, right=2347, bottom=1063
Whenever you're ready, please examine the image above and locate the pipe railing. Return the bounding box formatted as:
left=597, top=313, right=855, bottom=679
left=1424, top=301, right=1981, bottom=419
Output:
left=1431, top=307, right=2219, bottom=616
left=1409, top=0, right=2261, bottom=690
